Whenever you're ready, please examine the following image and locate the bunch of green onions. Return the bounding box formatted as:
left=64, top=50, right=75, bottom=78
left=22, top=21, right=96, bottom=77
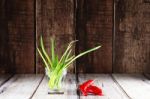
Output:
left=37, top=36, right=101, bottom=90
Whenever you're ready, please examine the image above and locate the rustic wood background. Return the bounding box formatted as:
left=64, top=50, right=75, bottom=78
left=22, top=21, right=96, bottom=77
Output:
left=0, top=0, right=35, bottom=73
left=114, top=0, right=150, bottom=73
left=76, top=0, right=113, bottom=73
left=36, top=0, right=75, bottom=73
left=0, top=0, right=149, bottom=74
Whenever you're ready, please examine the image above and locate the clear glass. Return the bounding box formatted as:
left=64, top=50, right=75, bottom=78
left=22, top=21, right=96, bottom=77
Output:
left=45, top=68, right=67, bottom=94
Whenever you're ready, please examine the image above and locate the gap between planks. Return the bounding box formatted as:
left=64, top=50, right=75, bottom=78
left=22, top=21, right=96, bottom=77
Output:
left=112, top=74, right=150, bottom=99
left=110, top=74, right=132, bottom=99
left=31, top=74, right=78, bottom=99
left=29, top=75, right=45, bottom=99
left=77, top=74, right=129, bottom=99
left=0, top=75, right=13, bottom=87
left=1, top=74, right=150, bottom=99
left=0, top=74, right=44, bottom=99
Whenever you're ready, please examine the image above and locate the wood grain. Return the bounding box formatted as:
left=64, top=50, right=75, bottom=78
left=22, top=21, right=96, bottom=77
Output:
left=114, top=0, right=150, bottom=73
left=0, top=0, right=149, bottom=73
left=113, top=74, right=150, bottom=99
left=78, top=74, right=129, bottom=99
left=76, top=0, right=113, bottom=73
left=0, top=0, right=12, bottom=73
left=0, top=74, right=150, bottom=98
left=32, top=74, right=77, bottom=99
left=0, top=0, right=35, bottom=73
left=0, top=74, right=43, bottom=99
left=36, top=0, right=75, bottom=73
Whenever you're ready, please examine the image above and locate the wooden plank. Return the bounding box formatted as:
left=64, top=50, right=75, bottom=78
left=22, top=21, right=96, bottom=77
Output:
left=32, top=74, right=77, bottom=99
left=0, top=0, right=35, bottom=73
left=0, top=0, right=13, bottom=73
left=78, top=74, right=129, bottom=99
left=0, top=75, right=12, bottom=86
left=36, top=0, right=75, bottom=73
left=113, top=74, right=150, bottom=99
left=0, top=74, right=43, bottom=99
left=114, top=0, right=150, bottom=73
left=76, top=0, right=113, bottom=73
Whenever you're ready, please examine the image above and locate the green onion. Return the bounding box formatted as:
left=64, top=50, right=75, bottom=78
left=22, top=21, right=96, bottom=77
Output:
left=37, top=36, right=101, bottom=89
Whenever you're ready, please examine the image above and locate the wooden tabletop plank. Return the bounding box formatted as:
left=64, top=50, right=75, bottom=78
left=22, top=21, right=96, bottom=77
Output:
left=113, top=74, right=150, bottom=99
left=78, top=74, right=129, bottom=99
left=0, top=75, right=12, bottom=86
left=0, top=74, right=43, bottom=99
left=32, top=74, right=78, bottom=99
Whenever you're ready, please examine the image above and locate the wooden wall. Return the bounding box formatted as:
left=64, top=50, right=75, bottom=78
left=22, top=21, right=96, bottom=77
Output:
left=36, top=0, right=75, bottom=73
left=76, top=0, right=113, bottom=73
left=0, top=0, right=149, bottom=74
left=0, top=0, right=35, bottom=73
left=114, top=0, right=150, bottom=73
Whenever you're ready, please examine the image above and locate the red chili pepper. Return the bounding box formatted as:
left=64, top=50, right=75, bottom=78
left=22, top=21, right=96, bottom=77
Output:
left=86, top=85, right=103, bottom=96
left=79, top=80, right=94, bottom=96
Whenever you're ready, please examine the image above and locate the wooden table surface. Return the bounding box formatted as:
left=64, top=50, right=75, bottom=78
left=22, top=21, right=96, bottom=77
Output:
left=0, top=74, right=150, bottom=99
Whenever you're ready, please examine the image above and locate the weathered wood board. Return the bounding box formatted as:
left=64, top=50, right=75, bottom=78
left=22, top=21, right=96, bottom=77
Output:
left=0, top=74, right=150, bottom=99
left=113, top=74, right=150, bottom=99
left=0, top=0, right=149, bottom=73
left=36, top=0, right=75, bottom=73
left=32, top=74, right=77, bottom=99
left=0, top=0, right=35, bottom=73
left=0, top=74, right=43, bottom=99
left=114, top=0, right=150, bottom=73
left=78, top=74, right=129, bottom=99
left=76, top=0, right=113, bottom=73
left=0, top=0, right=10, bottom=73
